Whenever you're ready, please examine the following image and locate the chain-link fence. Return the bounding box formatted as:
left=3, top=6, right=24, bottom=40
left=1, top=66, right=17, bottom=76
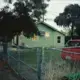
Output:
left=8, top=47, right=38, bottom=80
left=41, top=47, right=80, bottom=80
left=7, top=47, right=80, bottom=80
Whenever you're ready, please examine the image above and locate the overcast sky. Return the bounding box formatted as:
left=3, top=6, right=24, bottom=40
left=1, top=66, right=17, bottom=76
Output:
left=45, top=0, right=80, bottom=30
left=0, top=0, right=80, bottom=31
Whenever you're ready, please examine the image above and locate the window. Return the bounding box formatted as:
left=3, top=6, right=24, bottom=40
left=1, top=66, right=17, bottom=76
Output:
left=45, top=32, right=50, bottom=38
left=32, top=34, right=38, bottom=41
left=39, top=31, right=50, bottom=38
left=39, top=31, right=45, bottom=37
left=57, top=36, right=61, bottom=43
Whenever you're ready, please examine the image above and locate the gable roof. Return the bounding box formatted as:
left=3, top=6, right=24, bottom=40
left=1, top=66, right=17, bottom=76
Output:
left=38, top=22, right=65, bottom=36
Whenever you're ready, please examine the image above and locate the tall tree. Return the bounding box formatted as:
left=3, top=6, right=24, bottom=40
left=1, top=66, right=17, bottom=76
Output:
left=7, top=0, right=49, bottom=22
left=0, top=5, right=38, bottom=62
left=54, top=4, right=80, bottom=38
left=13, top=0, right=49, bottom=45
left=0, top=0, right=49, bottom=63
left=26, top=0, right=49, bottom=22
left=31, top=0, right=48, bottom=22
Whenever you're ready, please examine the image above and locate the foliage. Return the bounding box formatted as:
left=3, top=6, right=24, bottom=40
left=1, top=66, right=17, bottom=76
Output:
left=13, top=0, right=49, bottom=38
left=62, top=72, right=80, bottom=80
left=54, top=4, right=80, bottom=37
left=0, top=3, right=38, bottom=42
left=16, top=0, right=49, bottom=22
left=29, top=0, right=49, bottom=21
left=75, top=24, right=80, bottom=36
left=0, top=0, right=50, bottom=62
left=0, top=0, right=50, bottom=42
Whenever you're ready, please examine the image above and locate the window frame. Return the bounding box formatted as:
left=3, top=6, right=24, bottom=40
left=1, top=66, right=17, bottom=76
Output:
left=57, top=36, right=61, bottom=43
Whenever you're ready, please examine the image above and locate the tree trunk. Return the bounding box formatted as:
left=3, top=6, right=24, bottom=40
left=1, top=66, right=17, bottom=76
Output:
left=13, top=37, right=15, bottom=45
left=16, top=34, right=19, bottom=46
left=2, top=36, right=8, bottom=65
left=71, top=24, right=74, bottom=39
left=3, top=42, right=8, bottom=62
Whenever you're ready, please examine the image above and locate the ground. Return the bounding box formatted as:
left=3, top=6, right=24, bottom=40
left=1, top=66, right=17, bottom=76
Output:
left=0, top=70, right=18, bottom=80
left=0, top=50, right=20, bottom=80
left=0, top=65, right=20, bottom=80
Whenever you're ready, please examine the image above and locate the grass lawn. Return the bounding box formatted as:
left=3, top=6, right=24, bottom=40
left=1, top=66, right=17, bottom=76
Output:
left=8, top=47, right=62, bottom=69
left=44, top=48, right=62, bottom=62
left=9, top=48, right=37, bottom=69
left=20, top=48, right=37, bottom=68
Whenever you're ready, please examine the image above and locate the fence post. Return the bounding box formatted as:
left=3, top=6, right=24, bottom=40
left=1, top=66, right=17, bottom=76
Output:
left=7, top=49, right=9, bottom=65
left=17, top=46, right=20, bottom=73
left=37, top=47, right=42, bottom=80
left=42, top=47, right=44, bottom=64
left=7, top=48, right=11, bottom=66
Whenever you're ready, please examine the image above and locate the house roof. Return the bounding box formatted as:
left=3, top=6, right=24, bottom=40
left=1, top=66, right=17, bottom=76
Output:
left=38, top=22, right=65, bottom=35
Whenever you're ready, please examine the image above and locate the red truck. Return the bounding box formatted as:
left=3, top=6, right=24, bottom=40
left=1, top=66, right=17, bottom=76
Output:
left=61, top=39, right=80, bottom=61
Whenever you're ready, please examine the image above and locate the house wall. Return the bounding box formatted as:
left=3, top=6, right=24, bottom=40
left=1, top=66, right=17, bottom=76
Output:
left=53, top=31, right=65, bottom=48
left=19, top=24, right=55, bottom=47
left=17, top=23, right=65, bottom=48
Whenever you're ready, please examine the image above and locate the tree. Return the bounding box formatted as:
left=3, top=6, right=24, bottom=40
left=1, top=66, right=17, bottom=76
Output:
left=28, top=0, right=49, bottom=22
left=5, top=0, right=49, bottom=23
left=0, top=0, right=49, bottom=63
left=54, top=4, right=80, bottom=38
left=12, top=0, right=49, bottom=45
left=0, top=5, right=38, bottom=62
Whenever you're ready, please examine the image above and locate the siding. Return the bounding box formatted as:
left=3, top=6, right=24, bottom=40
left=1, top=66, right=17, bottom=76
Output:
left=19, top=24, right=55, bottom=47
left=15, top=23, right=65, bottom=48
left=53, top=31, right=65, bottom=48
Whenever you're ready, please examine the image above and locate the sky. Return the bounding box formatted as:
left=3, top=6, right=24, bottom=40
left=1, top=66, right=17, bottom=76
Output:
left=0, top=0, right=80, bottom=31
left=45, top=0, right=80, bottom=31
left=0, top=0, right=16, bottom=9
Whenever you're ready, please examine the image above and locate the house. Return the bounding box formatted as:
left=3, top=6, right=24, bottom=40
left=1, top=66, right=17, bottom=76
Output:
left=18, top=22, right=65, bottom=48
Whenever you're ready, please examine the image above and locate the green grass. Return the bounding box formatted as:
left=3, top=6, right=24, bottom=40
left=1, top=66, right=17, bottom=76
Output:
left=20, top=48, right=37, bottom=64
left=9, top=48, right=37, bottom=69
left=9, top=48, right=62, bottom=69
left=44, top=48, right=62, bottom=62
